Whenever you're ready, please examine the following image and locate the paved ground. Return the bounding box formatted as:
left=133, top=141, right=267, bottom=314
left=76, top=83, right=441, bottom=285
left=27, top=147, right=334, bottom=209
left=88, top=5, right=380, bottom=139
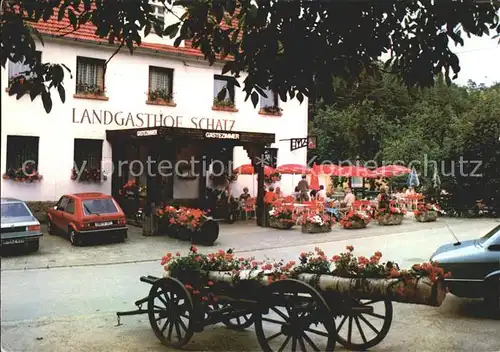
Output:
left=1, top=216, right=499, bottom=351
left=1, top=215, right=496, bottom=271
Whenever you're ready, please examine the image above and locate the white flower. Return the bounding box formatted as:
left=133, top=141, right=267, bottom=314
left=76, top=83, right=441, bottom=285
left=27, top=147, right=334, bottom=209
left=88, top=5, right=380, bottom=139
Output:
left=269, top=209, right=276, bottom=216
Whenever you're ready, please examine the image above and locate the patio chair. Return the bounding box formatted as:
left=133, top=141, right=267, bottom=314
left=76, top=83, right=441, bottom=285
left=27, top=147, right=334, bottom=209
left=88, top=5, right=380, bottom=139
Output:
left=241, top=198, right=256, bottom=220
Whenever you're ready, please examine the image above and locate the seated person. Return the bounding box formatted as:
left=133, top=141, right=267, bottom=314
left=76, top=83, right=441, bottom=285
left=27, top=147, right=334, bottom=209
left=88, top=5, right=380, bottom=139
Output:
left=292, top=186, right=301, bottom=201
left=317, top=185, right=327, bottom=200
left=264, top=186, right=279, bottom=205
left=275, top=186, right=282, bottom=198
left=343, top=187, right=356, bottom=207
left=239, top=187, right=251, bottom=201
left=310, top=189, right=317, bottom=200
left=377, top=187, right=391, bottom=209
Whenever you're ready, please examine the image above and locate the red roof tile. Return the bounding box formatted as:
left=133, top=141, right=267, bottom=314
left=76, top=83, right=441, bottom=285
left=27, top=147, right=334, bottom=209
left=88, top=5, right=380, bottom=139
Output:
left=31, top=13, right=205, bottom=58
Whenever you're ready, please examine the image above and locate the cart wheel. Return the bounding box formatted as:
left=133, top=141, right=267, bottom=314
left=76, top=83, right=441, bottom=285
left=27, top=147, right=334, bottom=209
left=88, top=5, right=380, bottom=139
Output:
left=255, top=279, right=336, bottom=352
left=148, top=277, right=194, bottom=348
left=221, top=303, right=255, bottom=330
left=333, top=298, right=392, bottom=350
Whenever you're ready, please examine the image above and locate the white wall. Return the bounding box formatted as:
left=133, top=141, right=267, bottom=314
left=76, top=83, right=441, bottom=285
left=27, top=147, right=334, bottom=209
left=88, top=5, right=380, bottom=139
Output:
left=1, top=38, right=308, bottom=201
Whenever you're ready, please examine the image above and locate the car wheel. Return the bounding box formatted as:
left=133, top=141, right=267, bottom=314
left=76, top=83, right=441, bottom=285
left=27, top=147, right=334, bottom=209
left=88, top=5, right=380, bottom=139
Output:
left=69, top=229, right=81, bottom=246
left=47, top=220, right=55, bottom=235
left=26, top=239, right=40, bottom=252
left=484, top=277, right=500, bottom=313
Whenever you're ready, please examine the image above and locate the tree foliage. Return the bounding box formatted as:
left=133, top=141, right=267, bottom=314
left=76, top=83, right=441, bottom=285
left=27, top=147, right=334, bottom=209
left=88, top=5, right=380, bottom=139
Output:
left=1, top=0, right=500, bottom=112
left=309, top=76, right=500, bottom=207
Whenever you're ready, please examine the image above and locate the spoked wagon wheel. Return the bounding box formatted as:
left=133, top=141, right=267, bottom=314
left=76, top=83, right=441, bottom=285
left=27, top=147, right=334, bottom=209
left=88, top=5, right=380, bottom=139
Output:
left=255, top=279, right=336, bottom=352
left=210, top=302, right=255, bottom=330
left=334, top=298, right=392, bottom=350
left=147, top=277, right=194, bottom=348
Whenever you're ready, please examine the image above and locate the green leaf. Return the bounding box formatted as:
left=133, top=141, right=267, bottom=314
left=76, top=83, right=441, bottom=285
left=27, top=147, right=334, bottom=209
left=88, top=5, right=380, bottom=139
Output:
left=164, top=22, right=180, bottom=38
left=144, top=22, right=152, bottom=37
left=297, top=92, right=304, bottom=104
left=68, top=10, right=78, bottom=28
left=41, top=91, right=53, bottom=113
left=217, top=87, right=227, bottom=101
left=251, top=91, right=259, bottom=107
left=58, top=85, right=66, bottom=103
left=222, top=61, right=232, bottom=75
left=173, top=36, right=183, bottom=47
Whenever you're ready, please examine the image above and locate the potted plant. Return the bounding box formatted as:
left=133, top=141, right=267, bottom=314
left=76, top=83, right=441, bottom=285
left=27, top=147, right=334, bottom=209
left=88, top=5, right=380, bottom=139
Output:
left=70, top=167, right=107, bottom=182
left=157, top=205, right=179, bottom=236
left=265, top=171, right=282, bottom=184
left=339, top=211, right=371, bottom=229
left=375, top=203, right=406, bottom=225
left=2, top=162, right=43, bottom=182
left=299, top=211, right=333, bottom=233
left=147, top=88, right=174, bottom=105
left=269, top=202, right=296, bottom=229
left=414, top=203, right=439, bottom=222
left=170, top=207, right=210, bottom=242
left=212, top=97, right=237, bottom=111
left=76, top=83, right=106, bottom=97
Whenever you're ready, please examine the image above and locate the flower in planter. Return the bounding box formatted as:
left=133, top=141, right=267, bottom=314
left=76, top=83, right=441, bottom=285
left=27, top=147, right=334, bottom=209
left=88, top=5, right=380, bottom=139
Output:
left=414, top=202, right=440, bottom=216
left=375, top=201, right=407, bottom=220
left=262, top=105, right=283, bottom=115
left=148, top=88, right=173, bottom=103
left=264, top=171, right=282, bottom=184
left=213, top=97, right=235, bottom=107
left=171, top=207, right=208, bottom=230
left=70, top=167, right=107, bottom=182
left=76, top=83, right=105, bottom=96
left=269, top=202, right=296, bottom=223
left=119, top=179, right=139, bottom=196
left=3, top=162, right=43, bottom=182
left=339, top=211, right=371, bottom=229
left=298, top=212, right=333, bottom=227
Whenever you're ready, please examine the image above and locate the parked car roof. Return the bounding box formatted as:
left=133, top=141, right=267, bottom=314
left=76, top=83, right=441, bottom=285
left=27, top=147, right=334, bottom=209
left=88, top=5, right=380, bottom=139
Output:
left=70, top=193, right=113, bottom=200
left=1, top=197, right=24, bottom=203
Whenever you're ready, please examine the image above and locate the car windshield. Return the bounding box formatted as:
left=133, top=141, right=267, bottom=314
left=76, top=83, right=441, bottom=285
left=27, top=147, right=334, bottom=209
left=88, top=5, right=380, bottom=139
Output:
left=82, top=198, right=118, bottom=215
left=1, top=202, right=32, bottom=218
left=479, top=225, right=500, bottom=244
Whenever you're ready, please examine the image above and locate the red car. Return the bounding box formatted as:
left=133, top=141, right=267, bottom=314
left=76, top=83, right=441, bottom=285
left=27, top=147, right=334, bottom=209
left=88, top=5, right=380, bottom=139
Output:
left=47, top=193, right=128, bottom=246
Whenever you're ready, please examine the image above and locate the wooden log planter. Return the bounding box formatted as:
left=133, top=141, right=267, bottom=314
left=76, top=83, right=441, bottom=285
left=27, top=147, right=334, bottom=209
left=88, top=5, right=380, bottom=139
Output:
left=164, top=270, right=446, bottom=307
left=378, top=214, right=404, bottom=226
left=301, top=223, right=332, bottom=233
left=269, top=218, right=295, bottom=229
left=415, top=211, right=438, bottom=222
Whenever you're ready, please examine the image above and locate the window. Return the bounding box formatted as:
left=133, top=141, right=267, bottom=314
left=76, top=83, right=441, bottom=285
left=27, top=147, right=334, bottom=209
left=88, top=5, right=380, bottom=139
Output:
left=150, top=0, right=166, bottom=25
left=213, top=75, right=237, bottom=106
left=65, top=199, right=75, bottom=214
left=76, top=57, right=105, bottom=95
left=6, top=136, right=39, bottom=170
left=56, top=197, right=70, bottom=211
left=260, top=88, right=279, bottom=109
left=83, top=199, right=118, bottom=215
left=1, top=202, right=32, bottom=218
left=74, top=139, right=103, bottom=170
left=148, top=66, right=173, bottom=102
left=8, top=51, right=42, bottom=81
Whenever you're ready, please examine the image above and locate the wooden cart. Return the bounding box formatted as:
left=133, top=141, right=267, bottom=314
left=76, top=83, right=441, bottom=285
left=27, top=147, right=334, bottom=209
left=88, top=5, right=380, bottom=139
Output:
left=115, top=270, right=441, bottom=351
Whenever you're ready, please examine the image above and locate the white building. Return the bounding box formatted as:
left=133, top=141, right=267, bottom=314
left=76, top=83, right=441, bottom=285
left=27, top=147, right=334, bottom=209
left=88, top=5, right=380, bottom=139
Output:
left=0, top=10, right=308, bottom=208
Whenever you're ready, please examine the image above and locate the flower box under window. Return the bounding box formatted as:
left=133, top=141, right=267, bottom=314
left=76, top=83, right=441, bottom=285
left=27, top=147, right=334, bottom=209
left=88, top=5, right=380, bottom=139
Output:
left=74, top=57, right=107, bottom=100
left=259, top=89, right=282, bottom=116
left=213, top=75, right=238, bottom=112
left=147, top=66, right=176, bottom=106
left=3, top=136, right=42, bottom=182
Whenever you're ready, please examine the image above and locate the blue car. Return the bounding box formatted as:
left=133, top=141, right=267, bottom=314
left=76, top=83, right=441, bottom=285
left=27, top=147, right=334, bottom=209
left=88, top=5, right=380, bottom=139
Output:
left=430, top=224, right=500, bottom=310
left=1, top=198, right=43, bottom=252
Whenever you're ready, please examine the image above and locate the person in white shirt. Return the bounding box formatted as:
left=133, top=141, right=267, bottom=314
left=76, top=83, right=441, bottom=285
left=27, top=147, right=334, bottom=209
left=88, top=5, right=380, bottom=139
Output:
left=343, top=187, right=356, bottom=207
left=317, top=185, right=327, bottom=200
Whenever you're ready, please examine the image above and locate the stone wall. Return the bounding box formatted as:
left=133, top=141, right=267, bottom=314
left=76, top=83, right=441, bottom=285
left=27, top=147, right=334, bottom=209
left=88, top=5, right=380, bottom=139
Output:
left=26, top=201, right=56, bottom=224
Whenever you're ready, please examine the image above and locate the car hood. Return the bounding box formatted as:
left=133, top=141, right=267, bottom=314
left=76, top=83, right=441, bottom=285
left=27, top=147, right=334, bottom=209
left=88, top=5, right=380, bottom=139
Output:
left=1, top=216, right=39, bottom=226
left=430, top=239, right=478, bottom=262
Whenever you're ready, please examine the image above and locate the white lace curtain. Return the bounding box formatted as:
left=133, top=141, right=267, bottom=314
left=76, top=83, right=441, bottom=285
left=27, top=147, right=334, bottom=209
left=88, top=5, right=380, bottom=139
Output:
left=260, top=88, right=278, bottom=108
left=76, top=58, right=103, bottom=91
left=149, top=67, right=170, bottom=91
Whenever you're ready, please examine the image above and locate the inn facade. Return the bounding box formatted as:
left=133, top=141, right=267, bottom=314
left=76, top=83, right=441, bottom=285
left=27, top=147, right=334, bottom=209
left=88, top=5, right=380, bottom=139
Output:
left=0, top=11, right=308, bottom=211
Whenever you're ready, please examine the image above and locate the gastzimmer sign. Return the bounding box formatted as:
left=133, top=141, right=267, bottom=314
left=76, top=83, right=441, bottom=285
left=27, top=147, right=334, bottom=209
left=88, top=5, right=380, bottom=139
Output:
left=204, top=132, right=240, bottom=140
